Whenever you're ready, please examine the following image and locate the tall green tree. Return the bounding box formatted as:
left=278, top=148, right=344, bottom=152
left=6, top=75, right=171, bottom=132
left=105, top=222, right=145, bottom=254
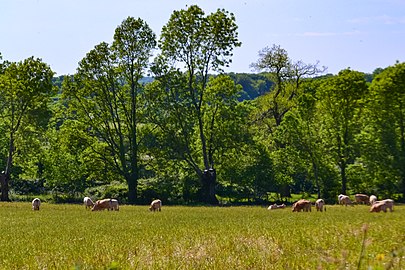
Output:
left=63, top=17, right=156, bottom=203
left=276, top=79, right=339, bottom=199
left=0, top=57, right=54, bottom=201
left=317, top=69, right=367, bottom=195
left=362, top=62, right=405, bottom=197
left=148, top=5, right=241, bottom=204
left=250, top=44, right=325, bottom=144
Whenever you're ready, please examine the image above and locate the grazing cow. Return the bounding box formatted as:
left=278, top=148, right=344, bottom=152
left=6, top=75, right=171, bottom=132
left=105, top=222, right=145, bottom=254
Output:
left=339, top=195, right=353, bottom=206
left=83, top=197, right=94, bottom=210
left=91, top=198, right=119, bottom=211
left=292, top=199, right=311, bottom=212
left=369, top=195, right=377, bottom=205
left=32, top=198, right=41, bottom=211
left=369, top=199, right=394, bottom=213
left=315, top=199, right=325, bottom=212
left=110, top=199, right=119, bottom=211
left=381, top=199, right=394, bottom=212
left=370, top=201, right=387, bottom=213
left=338, top=194, right=345, bottom=204
left=267, top=203, right=286, bottom=210
left=355, top=194, right=370, bottom=205
left=149, top=199, right=162, bottom=212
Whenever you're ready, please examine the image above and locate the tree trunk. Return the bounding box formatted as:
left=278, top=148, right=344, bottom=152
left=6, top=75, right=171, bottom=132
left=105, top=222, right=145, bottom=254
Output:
left=0, top=172, right=10, bottom=201
left=200, top=168, right=219, bottom=205
left=1, top=133, right=14, bottom=202
left=127, top=171, right=138, bottom=204
left=312, top=161, right=321, bottom=199
left=341, top=162, right=347, bottom=195
left=399, top=106, right=405, bottom=200
left=128, top=69, right=139, bottom=205
left=337, top=131, right=347, bottom=195
left=401, top=175, right=405, bottom=201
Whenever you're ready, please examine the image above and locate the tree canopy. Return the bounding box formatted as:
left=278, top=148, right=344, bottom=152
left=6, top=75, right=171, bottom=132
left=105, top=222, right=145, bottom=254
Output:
left=0, top=6, right=404, bottom=204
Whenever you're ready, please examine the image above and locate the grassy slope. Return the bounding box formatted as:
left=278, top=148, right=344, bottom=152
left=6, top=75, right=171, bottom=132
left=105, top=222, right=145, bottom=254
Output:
left=0, top=203, right=403, bottom=269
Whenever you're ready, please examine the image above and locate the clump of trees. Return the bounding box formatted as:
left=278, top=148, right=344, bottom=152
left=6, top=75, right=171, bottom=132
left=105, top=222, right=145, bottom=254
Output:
left=0, top=55, right=54, bottom=201
left=0, top=6, right=404, bottom=204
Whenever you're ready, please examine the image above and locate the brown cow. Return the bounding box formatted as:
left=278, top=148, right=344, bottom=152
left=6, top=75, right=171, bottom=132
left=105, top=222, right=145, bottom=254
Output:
left=370, top=201, right=387, bottom=213
left=382, top=199, right=394, bottom=212
left=315, top=199, right=325, bottom=212
left=355, top=194, right=369, bottom=205
left=339, top=195, right=353, bottom=206
left=149, top=199, right=162, bottom=212
left=370, top=199, right=394, bottom=213
left=91, top=199, right=119, bottom=211
left=292, top=199, right=311, bottom=212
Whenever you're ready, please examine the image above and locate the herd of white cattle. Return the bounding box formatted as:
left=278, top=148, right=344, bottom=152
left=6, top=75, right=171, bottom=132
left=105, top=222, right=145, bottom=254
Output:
left=31, top=197, right=162, bottom=212
left=267, top=193, right=395, bottom=213
left=30, top=193, right=395, bottom=213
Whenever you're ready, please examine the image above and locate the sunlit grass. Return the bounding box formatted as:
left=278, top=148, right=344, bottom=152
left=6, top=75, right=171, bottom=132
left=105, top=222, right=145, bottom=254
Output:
left=0, top=202, right=403, bottom=269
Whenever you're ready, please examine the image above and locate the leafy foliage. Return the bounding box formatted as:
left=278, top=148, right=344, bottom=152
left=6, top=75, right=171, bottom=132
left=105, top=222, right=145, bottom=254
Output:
left=0, top=7, right=404, bottom=203
left=0, top=57, right=54, bottom=200
left=316, top=69, right=368, bottom=194
left=147, top=5, right=242, bottom=204
left=60, top=17, right=156, bottom=203
left=359, top=62, right=405, bottom=197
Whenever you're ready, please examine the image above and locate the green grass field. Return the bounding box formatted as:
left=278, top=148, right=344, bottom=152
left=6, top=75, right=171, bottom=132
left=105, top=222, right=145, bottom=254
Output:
left=0, top=202, right=403, bottom=270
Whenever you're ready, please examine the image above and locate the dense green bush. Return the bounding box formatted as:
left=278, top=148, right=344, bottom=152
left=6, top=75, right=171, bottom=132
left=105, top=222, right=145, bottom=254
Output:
left=137, top=176, right=184, bottom=205
left=84, top=181, right=128, bottom=204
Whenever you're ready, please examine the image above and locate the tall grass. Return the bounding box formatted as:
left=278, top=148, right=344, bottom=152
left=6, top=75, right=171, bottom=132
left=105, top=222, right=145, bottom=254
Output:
left=0, top=202, right=403, bottom=269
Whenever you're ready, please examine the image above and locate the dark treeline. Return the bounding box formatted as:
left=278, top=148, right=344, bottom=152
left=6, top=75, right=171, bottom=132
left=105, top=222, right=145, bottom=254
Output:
left=0, top=5, right=404, bottom=205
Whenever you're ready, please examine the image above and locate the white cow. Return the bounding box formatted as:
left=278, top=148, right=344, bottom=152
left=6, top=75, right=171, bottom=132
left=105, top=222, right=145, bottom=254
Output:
left=32, top=198, right=41, bottom=211
left=267, top=203, right=286, bottom=210
left=83, top=197, right=95, bottom=210
left=339, top=195, right=353, bottom=206
left=149, top=199, right=162, bottom=212
left=110, top=199, right=119, bottom=211
left=315, top=199, right=325, bottom=212
left=369, top=195, right=377, bottom=205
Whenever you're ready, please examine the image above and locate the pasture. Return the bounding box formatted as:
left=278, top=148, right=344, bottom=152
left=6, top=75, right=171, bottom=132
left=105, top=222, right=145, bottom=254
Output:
left=0, top=202, right=404, bottom=269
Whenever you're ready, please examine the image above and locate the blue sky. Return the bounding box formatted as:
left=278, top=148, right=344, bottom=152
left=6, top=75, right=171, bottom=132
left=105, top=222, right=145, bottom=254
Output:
left=1, top=0, right=404, bottom=76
